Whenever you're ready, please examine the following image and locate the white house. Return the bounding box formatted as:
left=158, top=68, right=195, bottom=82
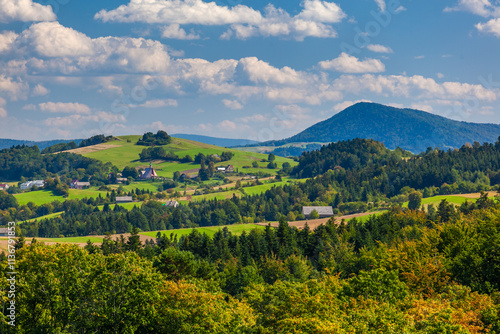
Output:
left=20, top=180, right=45, bottom=190
left=0, top=184, right=9, bottom=191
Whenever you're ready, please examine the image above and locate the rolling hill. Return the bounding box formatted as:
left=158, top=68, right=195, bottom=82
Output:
left=261, top=102, right=500, bottom=153
left=66, top=135, right=295, bottom=178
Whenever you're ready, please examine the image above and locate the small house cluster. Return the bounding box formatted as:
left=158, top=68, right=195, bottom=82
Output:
left=20, top=180, right=45, bottom=190
left=0, top=184, right=9, bottom=191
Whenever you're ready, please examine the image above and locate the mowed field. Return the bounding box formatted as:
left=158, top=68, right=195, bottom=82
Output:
left=66, top=135, right=296, bottom=178
left=15, top=188, right=110, bottom=206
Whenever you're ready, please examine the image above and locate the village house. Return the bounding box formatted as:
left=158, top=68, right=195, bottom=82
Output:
left=164, top=200, right=179, bottom=208
left=302, top=206, right=334, bottom=218
left=70, top=180, right=91, bottom=189
left=216, top=165, right=234, bottom=173
left=116, top=196, right=133, bottom=203
left=0, top=228, right=10, bottom=237
left=20, top=180, right=45, bottom=190
left=0, top=184, right=9, bottom=191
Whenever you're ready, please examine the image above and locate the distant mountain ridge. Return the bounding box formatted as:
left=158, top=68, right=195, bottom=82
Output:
left=172, top=134, right=258, bottom=147
left=264, top=102, right=500, bottom=153
left=0, top=138, right=83, bottom=151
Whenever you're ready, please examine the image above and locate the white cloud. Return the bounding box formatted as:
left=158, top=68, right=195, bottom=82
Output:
left=0, top=97, right=6, bottom=118
left=374, top=0, right=386, bottom=11
left=15, top=22, right=171, bottom=74
left=132, top=99, right=178, bottom=108
left=415, top=55, right=425, bottom=59
left=162, top=24, right=200, bottom=40
left=444, top=0, right=499, bottom=17
left=32, top=84, right=50, bottom=96
left=367, top=44, right=393, bottom=53
left=238, top=57, right=307, bottom=85
left=222, top=99, right=243, bottom=110
left=476, top=18, right=500, bottom=37
left=96, top=0, right=346, bottom=41
left=0, top=0, right=56, bottom=23
left=0, top=31, right=17, bottom=53
left=331, top=74, right=498, bottom=102
left=319, top=53, right=385, bottom=73
left=39, top=102, right=91, bottom=114
left=437, top=73, right=445, bottom=79
left=0, top=75, right=28, bottom=100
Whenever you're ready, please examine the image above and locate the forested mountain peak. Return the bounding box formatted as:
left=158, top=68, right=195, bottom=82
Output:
left=266, top=102, right=500, bottom=153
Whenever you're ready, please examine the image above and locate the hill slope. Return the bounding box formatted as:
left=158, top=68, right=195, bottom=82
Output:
left=266, top=102, right=500, bottom=153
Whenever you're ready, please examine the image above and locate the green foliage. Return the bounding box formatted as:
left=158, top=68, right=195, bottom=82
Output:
left=137, top=130, right=172, bottom=146
left=408, top=191, right=423, bottom=210
left=41, top=141, right=77, bottom=154
left=78, top=134, right=113, bottom=148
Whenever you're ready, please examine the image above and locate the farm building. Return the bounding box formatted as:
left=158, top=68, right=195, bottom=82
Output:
left=70, top=180, right=91, bottom=189
left=116, top=196, right=133, bottom=203
left=0, top=184, right=9, bottom=190
left=140, top=162, right=158, bottom=179
left=164, top=200, right=179, bottom=208
left=302, top=206, right=334, bottom=218
left=20, top=180, right=45, bottom=190
left=0, top=228, right=11, bottom=237
left=216, top=165, right=234, bottom=173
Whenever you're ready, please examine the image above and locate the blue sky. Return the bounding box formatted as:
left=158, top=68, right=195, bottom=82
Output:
left=1, top=0, right=500, bottom=141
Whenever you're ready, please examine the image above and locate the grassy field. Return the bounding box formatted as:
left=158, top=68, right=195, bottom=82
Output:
left=402, top=194, right=479, bottom=208
left=15, top=188, right=110, bottom=206
left=140, top=224, right=267, bottom=239
left=74, top=135, right=296, bottom=178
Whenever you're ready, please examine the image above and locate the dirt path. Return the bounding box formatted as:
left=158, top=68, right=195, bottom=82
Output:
left=449, top=191, right=499, bottom=199
left=256, top=211, right=382, bottom=230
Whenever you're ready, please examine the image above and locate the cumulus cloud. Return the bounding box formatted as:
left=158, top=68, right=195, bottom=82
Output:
left=444, top=0, right=499, bottom=17
left=222, top=99, right=243, bottom=110
left=0, top=75, right=28, bottom=100
left=0, top=31, right=17, bottom=53
left=367, top=44, right=393, bottom=53
left=96, top=0, right=346, bottom=41
left=32, top=84, right=50, bottom=96
left=15, top=22, right=171, bottom=74
left=319, top=53, right=385, bottom=73
left=162, top=24, right=200, bottom=40
left=38, top=102, right=92, bottom=114
left=331, top=74, right=498, bottom=102
left=44, top=111, right=126, bottom=127
left=476, top=18, right=500, bottom=37
left=0, top=0, right=56, bottom=23
left=238, top=57, right=307, bottom=85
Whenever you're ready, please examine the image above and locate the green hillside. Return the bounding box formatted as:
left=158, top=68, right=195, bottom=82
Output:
left=73, top=135, right=295, bottom=178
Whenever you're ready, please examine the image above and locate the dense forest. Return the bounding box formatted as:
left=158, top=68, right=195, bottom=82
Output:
left=4, top=197, right=500, bottom=332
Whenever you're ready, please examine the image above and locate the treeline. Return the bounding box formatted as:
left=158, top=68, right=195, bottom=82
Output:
left=6, top=199, right=500, bottom=332
left=0, top=145, right=114, bottom=183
